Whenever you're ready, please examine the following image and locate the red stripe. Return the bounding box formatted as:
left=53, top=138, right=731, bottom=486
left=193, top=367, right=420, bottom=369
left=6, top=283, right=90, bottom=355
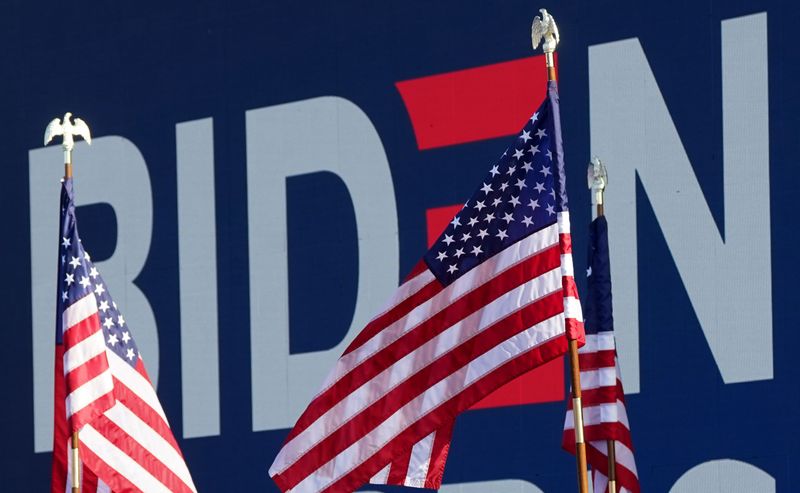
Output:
left=586, top=442, right=640, bottom=493
left=79, top=438, right=157, bottom=493
left=276, top=290, right=565, bottom=488
left=51, top=346, right=68, bottom=493
left=305, top=335, right=569, bottom=493
left=63, top=313, right=102, bottom=349
left=578, top=350, right=616, bottom=370
left=563, top=276, right=579, bottom=298
left=344, top=278, right=442, bottom=355
left=65, top=352, right=110, bottom=395
left=386, top=448, right=412, bottom=485
left=425, top=422, right=453, bottom=488
left=565, top=317, right=585, bottom=343
left=113, top=378, right=184, bottom=457
left=404, top=259, right=430, bottom=282
left=82, top=464, right=99, bottom=492
left=68, top=389, right=115, bottom=432
left=285, top=246, right=561, bottom=442
left=559, top=232, right=572, bottom=254
left=89, top=414, right=195, bottom=493
left=577, top=382, right=625, bottom=408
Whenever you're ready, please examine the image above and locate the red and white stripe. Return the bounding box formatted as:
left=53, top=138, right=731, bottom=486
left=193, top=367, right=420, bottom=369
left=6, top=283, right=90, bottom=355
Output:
left=59, top=294, right=197, bottom=493
left=270, top=212, right=583, bottom=492
left=563, top=333, right=640, bottom=493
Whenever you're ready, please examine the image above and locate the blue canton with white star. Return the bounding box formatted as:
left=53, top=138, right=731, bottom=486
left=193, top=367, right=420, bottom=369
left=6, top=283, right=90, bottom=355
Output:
left=424, top=83, right=565, bottom=285
left=56, top=179, right=139, bottom=367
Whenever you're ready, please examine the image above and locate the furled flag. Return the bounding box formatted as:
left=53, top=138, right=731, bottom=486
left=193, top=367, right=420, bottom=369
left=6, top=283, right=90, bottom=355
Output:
left=51, top=178, right=197, bottom=493
left=269, top=80, right=584, bottom=493
left=562, top=216, right=640, bottom=492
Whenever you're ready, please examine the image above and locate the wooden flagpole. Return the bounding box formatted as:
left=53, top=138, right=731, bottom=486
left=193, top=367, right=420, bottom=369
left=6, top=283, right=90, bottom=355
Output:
left=533, top=9, right=589, bottom=493
left=589, top=157, right=616, bottom=492
left=45, top=112, right=92, bottom=493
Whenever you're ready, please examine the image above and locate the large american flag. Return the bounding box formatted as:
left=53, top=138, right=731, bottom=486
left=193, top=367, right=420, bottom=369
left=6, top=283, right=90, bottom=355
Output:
left=269, top=81, right=584, bottom=492
left=562, top=216, right=640, bottom=492
left=51, top=178, right=197, bottom=493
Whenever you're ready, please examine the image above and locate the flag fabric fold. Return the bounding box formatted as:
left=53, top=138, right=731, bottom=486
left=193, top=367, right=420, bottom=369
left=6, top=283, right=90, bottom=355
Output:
left=562, top=215, right=640, bottom=493
left=269, top=80, right=584, bottom=493
left=52, top=178, right=197, bottom=493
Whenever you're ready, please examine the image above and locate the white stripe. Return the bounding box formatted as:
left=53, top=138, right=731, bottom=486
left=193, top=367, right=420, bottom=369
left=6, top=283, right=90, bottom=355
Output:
left=286, top=315, right=565, bottom=492
left=65, top=371, right=114, bottom=417
left=323, top=223, right=560, bottom=392
left=63, top=294, right=98, bottom=330
left=404, top=431, right=435, bottom=487
left=97, top=479, right=111, bottom=493
left=369, top=463, right=391, bottom=485
left=565, top=400, right=630, bottom=430
left=560, top=254, right=574, bottom=277
left=104, top=402, right=197, bottom=491
left=63, top=331, right=107, bottom=374
left=579, top=367, right=617, bottom=390
left=580, top=333, right=616, bottom=353
left=563, top=296, right=582, bottom=319
left=79, top=424, right=174, bottom=493
left=589, top=439, right=639, bottom=476
left=271, top=267, right=563, bottom=474
left=107, top=351, right=169, bottom=423
left=557, top=211, right=571, bottom=233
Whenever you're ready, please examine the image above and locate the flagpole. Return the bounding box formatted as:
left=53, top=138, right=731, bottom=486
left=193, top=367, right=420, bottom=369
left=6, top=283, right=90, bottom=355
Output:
left=532, top=9, right=589, bottom=493
left=589, top=157, right=616, bottom=492
left=45, top=113, right=92, bottom=493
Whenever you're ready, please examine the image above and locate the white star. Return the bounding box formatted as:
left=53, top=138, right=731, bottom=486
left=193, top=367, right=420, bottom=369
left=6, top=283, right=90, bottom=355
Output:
left=492, top=197, right=502, bottom=207
left=450, top=216, right=461, bottom=228
left=99, top=300, right=110, bottom=312
left=61, top=237, right=71, bottom=249
left=447, top=264, right=458, bottom=274
left=94, top=284, right=105, bottom=296
left=474, top=200, right=486, bottom=211
left=454, top=248, right=465, bottom=258
left=480, top=182, right=493, bottom=194
left=515, top=178, right=527, bottom=190
left=122, top=331, right=131, bottom=344
left=520, top=130, right=532, bottom=143
left=484, top=212, right=496, bottom=223
left=477, top=229, right=489, bottom=239
left=112, top=301, right=117, bottom=309
left=89, top=267, right=99, bottom=279
left=502, top=212, right=515, bottom=224
left=471, top=245, right=483, bottom=256
left=528, top=198, right=540, bottom=210
left=522, top=216, right=534, bottom=227
left=83, top=251, right=91, bottom=262
left=61, top=291, right=68, bottom=302
left=496, top=229, right=509, bottom=240
left=489, top=165, right=500, bottom=177
left=534, top=182, right=546, bottom=193
left=530, top=112, right=539, bottom=123
left=550, top=188, right=557, bottom=199
left=528, top=144, right=540, bottom=156
left=535, top=128, right=547, bottom=139
left=103, top=317, right=114, bottom=329
left=69, top=256, right=81, bottom=269
left=506, top=165, right=517, bottom=176
left=522, top=161, right=533, bottom=172
left=443, top=234, right=455, bottom=246
left=117, top=315, right=125, bottom=326
left=468, top=217, right=479, bottom=227
left=108, top=333, right=119, bottom=346
left=61, top=255, right=66, bottom=265
left=540, top=165, right=552, bottom=177
left=436, top=251, right=448, bottom=261
left=509, top=195, right=521, bottom=207
left=126, top=348, right=136, bottom=361
left=499, top=182, right=509, bottom=192
left=65, top=273, right=74, bottom=286
left=512, top=149, right=524, bottom=160
left=79, top=276, right=91, bottom=290
left=546, top=149, right=553, bottom=160
left=587, top=266, right=593, bottom=277
left=461, top=232, right=472, bottom=242
left=546, top=204, right=556, bottom=216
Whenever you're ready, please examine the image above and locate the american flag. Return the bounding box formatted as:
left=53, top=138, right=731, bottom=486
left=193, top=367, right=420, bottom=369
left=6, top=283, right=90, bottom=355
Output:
left=562, top=216, right=640, bottom=492
left=269, top=81, right=584, bottom=493
left=51, top=178, right=197, bottom=493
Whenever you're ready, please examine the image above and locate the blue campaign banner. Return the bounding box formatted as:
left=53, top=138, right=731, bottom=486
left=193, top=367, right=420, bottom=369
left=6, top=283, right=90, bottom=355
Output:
left=7, top=1, right=793, bottom=491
